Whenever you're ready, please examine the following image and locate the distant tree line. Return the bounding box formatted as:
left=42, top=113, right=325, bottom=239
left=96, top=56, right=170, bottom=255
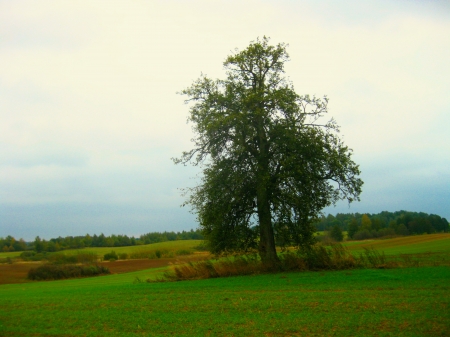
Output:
left=0, top=236, right=28, bottom=252
left=0, top=229, right=203, bottom=253
left=315, top=210, right=449, bottom=240
left=2, top=211, right=448, bottom=253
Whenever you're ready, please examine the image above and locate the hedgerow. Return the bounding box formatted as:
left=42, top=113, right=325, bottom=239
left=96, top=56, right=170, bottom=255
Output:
left=28, top=264, right=110, bottom=281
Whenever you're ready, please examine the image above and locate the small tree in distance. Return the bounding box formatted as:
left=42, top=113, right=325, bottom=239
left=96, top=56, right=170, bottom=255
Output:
left=347, top=218, right=359, bottom=239
left=330, top=225, right=344, bottom=242
left=174, top=37, right=363, bottom=268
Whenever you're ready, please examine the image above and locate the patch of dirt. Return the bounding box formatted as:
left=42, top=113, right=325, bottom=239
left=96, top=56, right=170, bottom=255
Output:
left=98, top=254, right=210, bottom=274
left=0, top=261, right=43, bottom=285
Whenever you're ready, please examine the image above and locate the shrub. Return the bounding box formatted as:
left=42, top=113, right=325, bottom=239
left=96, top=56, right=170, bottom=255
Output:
left=193, top=241, right=209, bottom=251
left=279, top=252, right=307, bottom=271
left=20, top=251, right=48, bottom=261
left=28, top=264, right=110, bottom=280
left=353, top=230, right=374, bottom=240
left=46, top=252, right=98, bottom=265
left=330, top=225, right=344, bottom=242
left=316, top=234, right=334, bottom=245
left=176, top=249, right=193, bottom=256
left=103, top=251, right=118, bottom=261
left=129, top=249, right=173, bottom=259
left=76, top=252, right=98, bottom=264
left=0, top=257, right=14, bottom=264
left=377, top=228, right=396, bottom=238
left=158, top=255, right=261, bottom=282
left=118, top=253, right=128, bottom=260
left=358, top=247, right=395, bottom=268
left=20, top=251, right=35, bottom=259
left=129, top=251, right=152, bottom=259
left=167, top=251, right=175, bottom=258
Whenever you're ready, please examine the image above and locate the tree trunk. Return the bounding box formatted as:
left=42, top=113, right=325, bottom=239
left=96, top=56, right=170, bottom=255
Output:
left=255, top=121, right=279, bottom=268
left=256, top=185, right=280, bottom=269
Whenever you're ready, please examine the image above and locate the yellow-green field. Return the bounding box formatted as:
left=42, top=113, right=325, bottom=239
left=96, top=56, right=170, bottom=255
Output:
left=0, top=240, right=203, bottom=259
left=343, top=233, right=450, bottom=255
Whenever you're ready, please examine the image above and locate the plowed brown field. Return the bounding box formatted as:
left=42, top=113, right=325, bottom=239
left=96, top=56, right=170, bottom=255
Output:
left=0, top=262, right=43, bottom=285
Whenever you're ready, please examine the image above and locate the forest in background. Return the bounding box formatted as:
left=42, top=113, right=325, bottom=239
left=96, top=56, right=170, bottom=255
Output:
left=0, top=229, right=203, bottom=253
left=315, top=210, right=449, bottom=240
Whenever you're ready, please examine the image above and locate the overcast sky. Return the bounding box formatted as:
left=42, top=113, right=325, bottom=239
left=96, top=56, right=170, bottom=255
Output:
left=1, top=0, right=449, bottom=241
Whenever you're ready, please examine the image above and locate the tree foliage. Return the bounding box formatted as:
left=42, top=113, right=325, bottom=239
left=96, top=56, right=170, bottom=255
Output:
left=0, top=230, right=203, bottom=254
left=315, top=210, right=449, bottom=240
left=330, top=224, right=344, bottom=242
left=175, top=37, right=363, bottom=265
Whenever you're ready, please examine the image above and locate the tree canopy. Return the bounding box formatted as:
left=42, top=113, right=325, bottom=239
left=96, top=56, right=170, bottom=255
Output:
left=175, top=37, right=363, bottom=266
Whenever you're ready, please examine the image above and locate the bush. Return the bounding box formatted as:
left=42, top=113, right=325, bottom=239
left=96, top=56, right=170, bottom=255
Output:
left=118, top=253, right=128, bottom=260
left=76, top=252, right=98, bottom=264
left=157, top=255, right=261, bottom=282
left=28, top=264, right=110, bottom=280
left=128, top=249, right=173, bottom=259
left=0, top=257, right=14, bottom=264
left=20, top=251, right=35, bottom=259
left=377, top=228, right=396, bottom=238
left=299, top=244, right=357, bottom=270
left=194, top=241, right=209, bottom=251
left=353, top=230, right=374, bottom=240
left=20, top=251, right=48, bottom=261
left=358, top=247, right=395, bottom=269
left=47, top=252, right=98, bottom=264
left=176, top=249, right=193, bottom=256
left=316, top=234, right=334, bottom=245
left=103, top=251, right=118, bottom=261
left=330, top=225, right=344, bottom=242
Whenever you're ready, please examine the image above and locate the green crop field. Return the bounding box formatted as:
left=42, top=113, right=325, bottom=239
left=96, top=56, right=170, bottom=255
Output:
left=1, top=234, right=450, bottom=336
left=0, top=266, right=449, bottom=336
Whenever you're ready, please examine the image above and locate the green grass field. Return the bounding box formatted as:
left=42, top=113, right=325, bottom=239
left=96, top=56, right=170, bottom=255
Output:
left=1, top=234, right=450, bottom=336
left=1, top=267, right=449, bottom=336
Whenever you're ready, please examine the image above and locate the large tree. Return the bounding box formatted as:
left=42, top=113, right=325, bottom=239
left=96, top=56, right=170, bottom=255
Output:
left=174, top=37, right=363, bottom=266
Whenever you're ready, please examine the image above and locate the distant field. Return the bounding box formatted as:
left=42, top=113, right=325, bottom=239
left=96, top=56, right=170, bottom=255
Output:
left=343, top=233, right=450, bottom=255
left=0, top=240, right=204, bottom=259
left=63, top=239, right=204, bottom=257
left=0, top=240, right=207, bottom=285
left=0, top=266, right=449, bottom=336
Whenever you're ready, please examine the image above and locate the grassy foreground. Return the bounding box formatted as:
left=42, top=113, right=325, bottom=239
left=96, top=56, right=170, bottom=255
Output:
left=1, top=266, right=449, bottom=336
